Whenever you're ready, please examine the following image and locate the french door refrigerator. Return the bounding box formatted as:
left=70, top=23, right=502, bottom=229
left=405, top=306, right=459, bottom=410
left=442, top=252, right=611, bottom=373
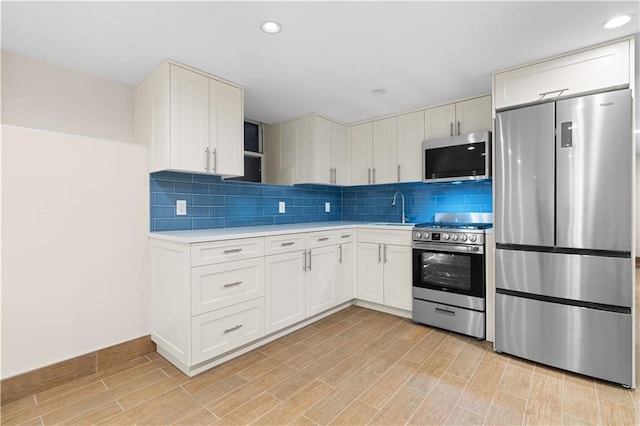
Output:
left=494, top=89, right=634, bottom=387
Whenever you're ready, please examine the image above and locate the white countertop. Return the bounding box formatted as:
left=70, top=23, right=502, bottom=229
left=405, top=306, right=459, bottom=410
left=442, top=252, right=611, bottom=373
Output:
left=149, top=221, right=416, bottom=244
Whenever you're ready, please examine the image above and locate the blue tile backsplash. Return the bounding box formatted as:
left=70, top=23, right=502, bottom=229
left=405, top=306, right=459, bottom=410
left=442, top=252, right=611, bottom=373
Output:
left=150, top=172, right=492, bottom=232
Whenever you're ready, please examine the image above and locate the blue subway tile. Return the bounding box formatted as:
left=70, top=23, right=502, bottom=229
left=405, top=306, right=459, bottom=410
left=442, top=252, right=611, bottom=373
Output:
left=252, top=197, right=277, bottom=207
left=152, top=171, right=194, bottom=182
left=186, top=207, right=210, bottom=218
left=193, top=174, right=223, bottom=184
left=155, top=219, right=192, bottom=231
left=251, top=216, right=275, bottom=226
left=238, top=206, right=264, bottom=217
left=154, top=193, right=193, bottom=206
left=193, top=195, right=224, bottom=206
left=150, top=179, right=175, bottom=193
left=211, top=184, right=239, bottom=195
left=263, top=186, right=286, bottom=197
left=175, top=182, right=209, bottom=194
left=275, top=216, right=294, bottom=225
left=211, top=206, right=238, bottom=217
left=193, top=218, right=225, bottom=229
left=226, top=196, right=252, bottom=207
left=237, top=185, right=263, bottom=196
left=151, top=206, right=175, bottom=218
left=225, top=217, right=252, bottom=227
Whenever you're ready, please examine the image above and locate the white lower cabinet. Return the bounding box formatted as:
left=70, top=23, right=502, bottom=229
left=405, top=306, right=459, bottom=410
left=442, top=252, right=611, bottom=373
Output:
left=192, top=299, right=264, bottom=365
left=357, top=228, right=413, bottom=313
left=150, top=226, right=355, bottom=376
left=264, top=250, right=307, bottom=334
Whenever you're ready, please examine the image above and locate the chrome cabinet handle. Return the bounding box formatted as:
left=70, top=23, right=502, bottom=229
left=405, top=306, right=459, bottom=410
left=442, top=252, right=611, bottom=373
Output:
left=318, top=237, right=330, bottom=242
left=457, top=121, right=461, bottom=136
left=539, top=88, right=568, bottom=100
left=302, top=251, right=307, bottom=271
left=341, top=234, right=350, bottom=239
left=223, top=248, right=243, bottom=254
left=307, top=250, right=312, bottom=270
left=280, top=242, right=295, bottom=247
left=339, top=244, right=343, bottom=263
left=450, top=122, right=454, bottom=137
left=368, top=168, right=371, bottom=184
left=224, top=324, right=243, bottom=333
left=372, top=167, right=376, bottom=184
left=397, top=165, right=400, bottom=182
left=378, top=244, right=381, bottom=263
left=333, top=168, right=337, bottom=184
left=212, top=148, right=217, bottom=172
left=383, top=245, right=388, bottom=263
left=204, top=147, right=210, bottom=171
left=223, top=281, right=242, bottom=288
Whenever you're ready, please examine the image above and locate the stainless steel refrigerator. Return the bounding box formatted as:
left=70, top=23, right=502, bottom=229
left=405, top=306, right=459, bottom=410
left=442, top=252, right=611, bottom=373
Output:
left=494, top=89, right=634, bottom=387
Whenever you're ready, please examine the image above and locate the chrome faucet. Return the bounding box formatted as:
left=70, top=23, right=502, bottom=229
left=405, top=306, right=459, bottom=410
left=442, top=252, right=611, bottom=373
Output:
left=391, top=191, right=409, bottom=224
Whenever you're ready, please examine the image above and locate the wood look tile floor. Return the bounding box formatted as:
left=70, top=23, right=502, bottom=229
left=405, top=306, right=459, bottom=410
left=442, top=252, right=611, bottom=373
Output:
left=3, top=303, right=640, bottom=425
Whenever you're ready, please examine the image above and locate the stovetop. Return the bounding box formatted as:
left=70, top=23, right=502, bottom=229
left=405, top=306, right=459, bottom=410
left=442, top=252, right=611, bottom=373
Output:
left=414, top=222, right=493, bottom=230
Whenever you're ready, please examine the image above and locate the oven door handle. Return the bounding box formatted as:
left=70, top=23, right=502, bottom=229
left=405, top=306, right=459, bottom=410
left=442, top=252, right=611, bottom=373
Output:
left=413, top=242, right=484, bottom=254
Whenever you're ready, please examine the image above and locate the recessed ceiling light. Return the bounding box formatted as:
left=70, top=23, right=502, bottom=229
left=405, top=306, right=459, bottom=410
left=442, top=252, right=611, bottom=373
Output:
left=371, top=88, right=386, bottom=96
left=603, top=15, right=632, bottom=29
left=261, top=21, right=281, bottom=34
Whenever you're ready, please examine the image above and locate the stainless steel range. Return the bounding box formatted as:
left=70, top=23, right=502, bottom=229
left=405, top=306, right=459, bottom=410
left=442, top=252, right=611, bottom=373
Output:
left=412, top=212, right=492, bottom=339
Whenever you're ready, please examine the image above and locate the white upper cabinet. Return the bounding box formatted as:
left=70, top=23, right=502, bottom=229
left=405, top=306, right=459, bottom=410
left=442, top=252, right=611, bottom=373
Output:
left=424, top=103, right=456, bottom=139
left=349, top=122, right=373, bottom=185
left=372, top=117, right=398, bottom=184
left=396, top=110, right=425, bottom=183
left=494, top=39, right=631, bottom=110
left=134, top=61, right=244, bottom=177
left=264, top=115, right=348, bottom=185
left=424, top=96, right=492, bottom=140
left=331, top=122, right=349, bottom=185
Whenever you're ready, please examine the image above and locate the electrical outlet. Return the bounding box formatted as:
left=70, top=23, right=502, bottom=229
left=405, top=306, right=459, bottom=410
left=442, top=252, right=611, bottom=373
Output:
left=325, top=202, right=330, bottom=212
left=176, top=200, right=187, bottom=216
left=278, top=201, right=286, bottom=213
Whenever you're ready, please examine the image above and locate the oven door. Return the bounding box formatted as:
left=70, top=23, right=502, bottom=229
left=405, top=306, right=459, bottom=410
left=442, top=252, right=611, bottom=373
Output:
left=412, top=242, right=485, bottom=298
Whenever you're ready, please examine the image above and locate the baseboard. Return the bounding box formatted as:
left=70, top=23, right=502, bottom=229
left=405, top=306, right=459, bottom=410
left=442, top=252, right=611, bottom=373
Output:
left=1, top=335, right=155, bottom=405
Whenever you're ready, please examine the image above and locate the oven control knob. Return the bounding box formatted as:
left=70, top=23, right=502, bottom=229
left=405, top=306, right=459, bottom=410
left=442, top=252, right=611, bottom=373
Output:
left=443, top=233, right=449, bottom=240
left=460, top=234, right=467, bottom=241
left=469, top=235, right=477, bottom=242
left=451, top=234, right=458, bottom=241
left=413, top=231, right=421, bottom=239
left=423, top=232, right=429, bottom=239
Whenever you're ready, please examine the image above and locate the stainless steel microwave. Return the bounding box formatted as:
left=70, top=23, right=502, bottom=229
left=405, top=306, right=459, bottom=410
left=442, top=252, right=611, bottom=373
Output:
left=422, top=131, right=492, bottom=183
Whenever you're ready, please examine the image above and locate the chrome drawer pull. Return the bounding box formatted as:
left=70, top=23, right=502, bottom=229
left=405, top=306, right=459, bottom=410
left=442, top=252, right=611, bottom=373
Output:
left=435, top=308, right=455, bottom=316
left=223, top=324, right=243, bottom=333
left=223, top=281, right=242, bottom=288
left=341, top=234, right=351, bottom=238
left=280, top=242, right=295, bottom=247
left=223, top=248, right=243, bottom=254
left=318, top=237, right=330, bottom=241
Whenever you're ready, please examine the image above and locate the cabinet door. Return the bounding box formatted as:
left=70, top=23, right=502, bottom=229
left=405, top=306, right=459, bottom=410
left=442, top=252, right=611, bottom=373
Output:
left=265, top=251, right=306, bottom=333
left=169, top=65, right=210, bottom=172
left=494, top=40, right=630, bottom=110
left=295, top=116, right=315, bottom=184
left=424, top=103, right=456, bottom=139
left=263, top=123, right=280, bottom=184
left=349, top=123, right=373, bottom=185
left=397, top=110, right=425, bottom=182
left=306, top=246, right=337, bottom=317
left=210, top=79, right=243, bottom=177
left=455, top=96, right=492, bottom=135
left=278, top=121, right=296, bottom=185
left=372, top=117, right=398, bottom=184
left=313, top=117, right=333, bottom=184
left=331, top=122, right=349, bottom=185
left=335, top=243, right=354, bottom=304
left=357, top=242, right=384, bottom=304
left=382, top=245, right=412, bottom=311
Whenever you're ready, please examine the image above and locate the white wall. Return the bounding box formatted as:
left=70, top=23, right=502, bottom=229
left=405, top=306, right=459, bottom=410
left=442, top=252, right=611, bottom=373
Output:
left=1, top=51, right=149, bottom=379
left=1, top=50, right=133, bottom=142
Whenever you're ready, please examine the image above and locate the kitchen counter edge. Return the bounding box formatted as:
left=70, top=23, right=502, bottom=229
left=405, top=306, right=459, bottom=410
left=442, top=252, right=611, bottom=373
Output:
left=149, top=221, right=415, bottom=244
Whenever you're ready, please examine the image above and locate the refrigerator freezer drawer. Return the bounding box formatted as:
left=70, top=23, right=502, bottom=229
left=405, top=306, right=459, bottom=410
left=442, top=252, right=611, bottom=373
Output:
left=496, top=249, right=632, bottom=308
left=495, top=293, right=632, bottom=386
left=413, top=299, right=485, bottom=339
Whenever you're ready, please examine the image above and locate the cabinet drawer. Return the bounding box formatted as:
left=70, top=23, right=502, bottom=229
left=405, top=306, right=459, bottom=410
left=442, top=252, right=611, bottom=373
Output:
left=192, top=299, right=264, bottom=364
left=191, top=237, right=264, bottom=266
left=494, top=40, right=630, bottom=110
left=191, top=258, right=265, bottom=315
left=306, top=230, right=338, bottom=248
left=265, top=234, right=305, bottom=255
left=357, top=228, right=411, bottom=246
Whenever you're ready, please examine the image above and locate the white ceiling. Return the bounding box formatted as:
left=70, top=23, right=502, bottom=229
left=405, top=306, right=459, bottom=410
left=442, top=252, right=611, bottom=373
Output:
left=2, top=1, right=639, bottom=124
